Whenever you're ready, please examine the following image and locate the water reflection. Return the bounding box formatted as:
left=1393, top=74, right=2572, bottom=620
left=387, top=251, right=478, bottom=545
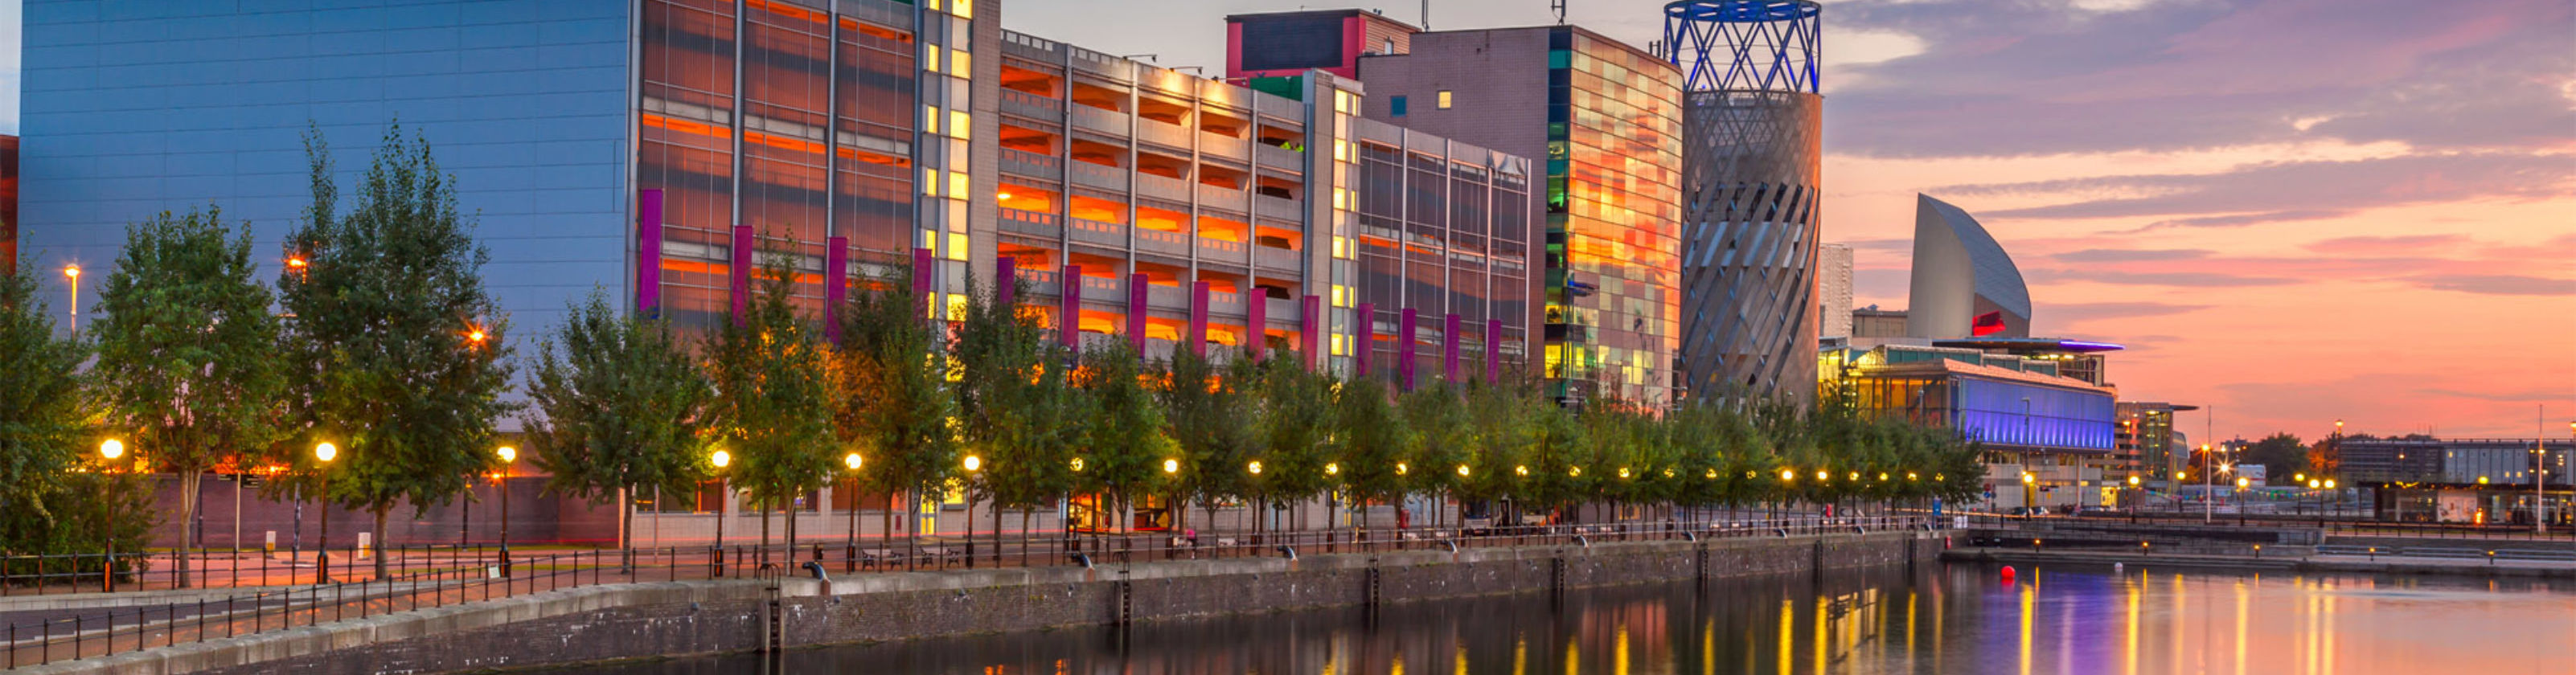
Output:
left=550, top=564, right=2574, bottom=674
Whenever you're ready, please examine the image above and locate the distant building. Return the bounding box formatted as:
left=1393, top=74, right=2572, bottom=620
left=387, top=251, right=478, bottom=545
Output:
left=1231, top=16, right=1687, bottom=405
left=1823, top=342, right=2119, bottom=510
left=1818, top=243, right=1853, bottom=338
left=2340, top=436, right=2571, bottom=524
left=2116, top=402, right=2199, bottom=481
left=1908, top=194, right=2031, bottom=339
left=1852, top=307, right=1909, bottom=340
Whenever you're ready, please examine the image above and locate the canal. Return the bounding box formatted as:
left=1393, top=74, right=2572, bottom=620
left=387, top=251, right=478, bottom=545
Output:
left=548, top=563, right=2575, bottom=674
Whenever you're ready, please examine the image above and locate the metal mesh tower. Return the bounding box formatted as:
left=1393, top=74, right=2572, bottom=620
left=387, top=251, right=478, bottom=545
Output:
left=1667, top=1, right=1823, bottom=405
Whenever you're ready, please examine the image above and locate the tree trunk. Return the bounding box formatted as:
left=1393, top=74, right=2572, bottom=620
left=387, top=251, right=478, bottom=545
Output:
left=620, top=485, right=635, bottom=573
left=372, top=506, right=392, bottom=581
left=178, top=472, right=201, bottom=589
left=785, top=485, right=798, bottom=571
left=759, top=494, right=773, bottom=570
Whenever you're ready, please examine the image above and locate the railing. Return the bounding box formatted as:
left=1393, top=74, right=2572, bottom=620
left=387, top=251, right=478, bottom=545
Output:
left=999, top=149, right=1062, bottom=181
left=1136, top=118, right=1192, bottom=149
left=1254, top=194, right=1301, bottom=218
left=1068, top=218, right=1126, bottom=248
left=1, top=518, right=1937, bottom=669
left=1198, top=235, right=1246, bottom=258
left=1200, top=130, right=1249, bottom=159
left=1257, top=245, right=1302, bottom=272
left=1194, top=182, right=1245, bottom=207
left=1071, top=104, right=1129, bottom=135
left=1255, top=143, right=1303, bottom=170
left=1208, top=290, right=1248, bottom=317
left=1134, top=173, right=1192, bottom=202
left=998, top=208, right=1062, bottom=238
left=1069, top=161, right=1129, bottom=191
left=1136, top=227, right=1192, bottom=257
left=999, top=89, right=1064, bottom=121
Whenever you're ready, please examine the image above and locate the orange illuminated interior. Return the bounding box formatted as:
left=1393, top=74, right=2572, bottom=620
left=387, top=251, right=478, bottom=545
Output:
left=1070, top=138, right=1125, bottom=168
left=999, top=182, right=1058, bottom=213
left=1069, top=194, right=1126, bottom=223
left=1077, top=309, right=1122, bottom=335
left=1199, top=215, right=1248, bottom=243
left=1145, top=317, right=1184, bottom=342
left=1135, top=152, right=1189, bottom=180
left=1194, top=275, right=1242, bottom=294
left=1067, top=252, right=1123, bottom=277
left=1254, top=224, right=1300, bottom=250
left=1198, top=163, right=1246, bottom=190
left=999, top=63, right=1060, bottom=97
left=997, top=244, right=1058, bottom=272
left=999, top=124, right=1057, bottom=154
left=1070, top=80, right=1126, bottom=112
left=1136, top=96, right=1189, bottom=126
left=1200, top=109, right=1247, bottom=137
left=1134, top=261, right=1184, bottom=288
left=1255, top=174, right=1301, bottom=200
left=1137, top=205, right=1187, bottom=232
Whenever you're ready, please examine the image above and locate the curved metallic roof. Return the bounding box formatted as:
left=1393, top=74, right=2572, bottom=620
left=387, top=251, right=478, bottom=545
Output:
left=1918, top=194, right=2032, bottom=321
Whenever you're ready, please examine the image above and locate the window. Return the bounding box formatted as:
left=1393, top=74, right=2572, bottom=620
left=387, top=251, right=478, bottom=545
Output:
left=1437, top=90, right=1452, bottom=108
left=1390, top=96, right=1408, bottom=117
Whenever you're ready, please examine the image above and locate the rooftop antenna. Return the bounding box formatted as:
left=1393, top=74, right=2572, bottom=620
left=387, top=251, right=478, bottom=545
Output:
left=1551, top=0, right=1567, bottom=25
left=1421, top=0, right=1430, bottom=30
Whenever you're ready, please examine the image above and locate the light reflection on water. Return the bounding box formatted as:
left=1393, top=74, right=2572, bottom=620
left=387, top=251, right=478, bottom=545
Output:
left=551, top=564, right=2574, bottom=674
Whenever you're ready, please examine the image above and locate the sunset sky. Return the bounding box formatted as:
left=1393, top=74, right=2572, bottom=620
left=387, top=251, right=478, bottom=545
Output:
left=1, top=0, right=2564, bottom=440
left=1003, top=0, right=2576, bottom=440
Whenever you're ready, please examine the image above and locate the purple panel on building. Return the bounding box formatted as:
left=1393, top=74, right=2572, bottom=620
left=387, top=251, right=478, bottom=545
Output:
left=1398, top=308, right=1417, bottom=391
left=1356, top=302, right=1376, bottom=378
left=638, top=189, right=662, bottom=314
left=912, top=247, right=934, bottom=317
left=1444, top=313, right=1462, bottom=383
left=1061, top=264, right=1083, bottom=348
left=729, top=224, right=753, bottom=325
left=996, top=256, right=1016, bottom=309
left=1247, top=289, right=1267, bottom=361
left=1487, top=319, right=1503, bottom=383
left=1188, top=281, right=1210, bottom=357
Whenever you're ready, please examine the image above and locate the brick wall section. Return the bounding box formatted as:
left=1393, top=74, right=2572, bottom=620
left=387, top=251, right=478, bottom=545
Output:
left=66, top=533, right=1945, bottom=675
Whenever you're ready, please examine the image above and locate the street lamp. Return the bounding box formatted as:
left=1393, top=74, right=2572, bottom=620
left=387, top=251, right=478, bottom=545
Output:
left=964, top=455, right=986, bottom=567
left=314, top=441, right=337, bottom=583
left=709, top=449, right=731, bottom=564
left=63, top=264, right=81, bottom=332
left=2020, top=471, right=2037, bottom=520
left=1248, top=460, right=1263, bottom=475
left=100, top=439, right=125, bottom=460
left=495, top=446, right=517, bottom=575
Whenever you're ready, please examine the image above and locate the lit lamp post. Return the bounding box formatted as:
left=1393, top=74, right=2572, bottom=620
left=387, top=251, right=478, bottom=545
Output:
left=2201, top=444, right=2217, bottom=524
left=1161, top=458, right=1180, bottom=542
left=2020, top=472, right=2037, bottom=521
left=494, top=445, right=516, bottom=576
left=710, top=449, right=731, bottom=576
left=63, top=264, right=81, bottom=333
left=314, top=441, right=337, bottom=583
left=2127, top=475, right=2142, bottom=522
left=843, top=452, right=863, bottom=569
left=962, top=455, right=982, bottom=568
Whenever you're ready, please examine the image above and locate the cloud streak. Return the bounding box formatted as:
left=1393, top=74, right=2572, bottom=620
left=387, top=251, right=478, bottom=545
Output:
left=2405, top=274, right=2576, bottom=296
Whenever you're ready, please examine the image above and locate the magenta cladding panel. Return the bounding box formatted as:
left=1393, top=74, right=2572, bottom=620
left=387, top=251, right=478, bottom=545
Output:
left=1356, top=302, right=1376, bottom=378
left=729, top=224, right=753, bottom=325
left=1302, top=295, right=1321, bottom=370
left=1487, top=319, right=1503, bottom=383
left=1444, top=313, right=1462, bottom=383
left=824, top=236, right=848, bottom=342
left=1398, top=308, right=1417, bottom=391
left=637, top=190, right=662, bottom=314
left=1060, top=264, right=1084, bottom=348
left=912, top=247, right=933, bottom=316
left=1246, top=290, right=1267, bottom=361
left=1188, top=281, right=1210, bottom=357
left=1127, top=273, right=1147, bottom=351
left=996, top=256, right=1016, bottom=309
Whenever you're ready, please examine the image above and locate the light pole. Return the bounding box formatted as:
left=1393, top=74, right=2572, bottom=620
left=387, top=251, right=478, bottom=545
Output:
left=495, top=445, right=516, bottom=575
left=843, top=452, right=863, bottom=567
left=962, top=454, right=982, bottom=568
left=2127, top=475, right=2141, bottom=522
left=2020, top=471, right=2037, bottom=520
left=710, top=449, right=731, bottom=575
left=314, top=441, right=337, bottom=583
left=63, top=264, right=81, bottom=333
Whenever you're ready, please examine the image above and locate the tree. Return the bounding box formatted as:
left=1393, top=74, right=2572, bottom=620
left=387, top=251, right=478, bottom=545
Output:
left=2242, top=432, right=2308, bottom=483
left=0, top=260, right=126, bottom=567
left=1333, top=378, right=1411, bottom=533
left=523, top=288, right=711, bottom=568
left=277, top=125, right=516, bottom=580
left=1453, top=381, right=1532, bottom=526
left=951, top=272, right=1081, bottom=562
left=1158, top=349, right=1266, bottom=534
left=91, top=207, right=290, bottom=588
left=1251, top=353, right=1336, bottom=532
left=1398, top=384, right=1471, bottom=526
left=704, top=251, right=839, bottom=566
left=1075, top=341, right=1175, bottom=534
left=835, top=263, right=954, bottom=559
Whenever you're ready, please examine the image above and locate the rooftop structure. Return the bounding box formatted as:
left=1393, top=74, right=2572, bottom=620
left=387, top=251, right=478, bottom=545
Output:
left=1909, top=194, right=2031, bottom=339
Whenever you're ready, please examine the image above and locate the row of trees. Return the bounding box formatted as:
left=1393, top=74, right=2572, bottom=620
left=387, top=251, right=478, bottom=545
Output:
left=0, top=124, right=1990, bottom=587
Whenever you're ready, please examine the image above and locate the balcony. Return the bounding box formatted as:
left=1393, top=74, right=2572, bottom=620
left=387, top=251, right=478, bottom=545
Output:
left=1146, top=283, right=1188, bottom=309
left=1069, top=218, right=1126, bottom=248
left=1257, top=246, right=1302, bottom=272
left=1254, top=194, right=1301, bottom=219
left=1134, top=173, right=1192, bottom=202
left=999, top=149, right=1062, bottom=181
left=1069, top=162, right=1130, bottom=191
left=1255, top=144, right=1303, bottom=171
left=1200, top=131, right=1248, bottom=159
left=1000, top=89, right=1063, bottom=121
left=998, top=208, right=1061, bottom=239
left=1136, top=227, right=1192, bottom=258
left=1019, top=268, right=1064, bottom=297
left=1265, top=297, right=1298, bottom=325
left=1197, top=235, right=1245, bottom=259
left=1137, top=118, right=1192, bottom=150
left=1072, top=105, right=1129, bottom=136
left=1077, top=274, right=1126, bottom=305
left=1208, top=290, right=1248, bottom=317
left=1194, top=183, right=1245, bottom=207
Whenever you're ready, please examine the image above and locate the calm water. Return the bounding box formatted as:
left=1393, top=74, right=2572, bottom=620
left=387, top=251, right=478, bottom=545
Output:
left=552, top=563, right=2576, bottom=674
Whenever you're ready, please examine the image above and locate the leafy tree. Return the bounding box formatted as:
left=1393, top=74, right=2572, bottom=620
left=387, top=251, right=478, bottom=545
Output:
left=2241, top=432, right=2309, bottom=484
left=704, top=251, right=839, bottom=565
left=88, top=207, right=290, bottom=587
left=835, top=263, right=954, bottom=555
left=277, top=125, right=516, bottom=580
left=1075, top=341, right=1175, bottom=534
left=950, top=272, right=1081, bottom=561
left=1158, top=349, right=1263, bottom=534
left=1453, top=382, right=1532, bottom=524
left=1251, top=352, right=1336, bottom=532
left=1398, top=384, right=1471, bottom=526
left=1521, top=390, right=1587, bottom=521
left=1332, top=377, right=1410, bottom=533
left=0, top=261, right=121, bottom=566
left=523, top=288, right=711, bottom=567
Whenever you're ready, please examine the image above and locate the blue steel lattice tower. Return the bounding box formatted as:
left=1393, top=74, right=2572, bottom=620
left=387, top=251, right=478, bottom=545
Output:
left=1668, top=1, right=1822, bottom=404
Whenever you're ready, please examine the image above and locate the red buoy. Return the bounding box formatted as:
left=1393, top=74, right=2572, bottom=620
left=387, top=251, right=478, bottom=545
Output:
left=2000, top=565, right=2017, bottom=583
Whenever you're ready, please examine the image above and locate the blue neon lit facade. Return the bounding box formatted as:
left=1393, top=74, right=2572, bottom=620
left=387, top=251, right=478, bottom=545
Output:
left=1830, top=344, right=2118, bottom=454
left=1955, top=378, right=2116, bottom=452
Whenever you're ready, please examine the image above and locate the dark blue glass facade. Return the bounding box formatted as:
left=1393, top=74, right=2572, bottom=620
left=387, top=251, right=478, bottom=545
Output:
left=1954, top=378, right=2116, bottom=452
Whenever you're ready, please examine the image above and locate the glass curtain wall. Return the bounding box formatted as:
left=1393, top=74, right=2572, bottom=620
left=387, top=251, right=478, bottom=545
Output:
left=1544, top=28, right=1682, bottom=405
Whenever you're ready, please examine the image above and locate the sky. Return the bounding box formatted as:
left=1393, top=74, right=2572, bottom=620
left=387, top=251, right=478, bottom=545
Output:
left=2, top=0, right=2567, bottom=440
